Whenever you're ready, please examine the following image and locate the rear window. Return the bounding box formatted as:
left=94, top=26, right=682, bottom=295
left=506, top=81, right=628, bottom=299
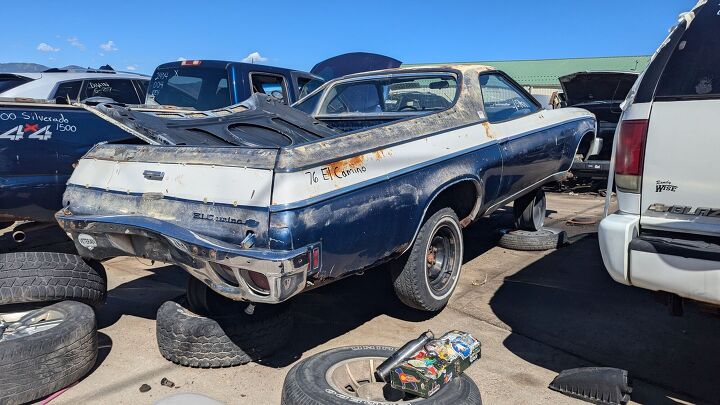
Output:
left=147, top=66, right=231, bottom=110
left=80, top=79, right=141, bottom=104
left=317, top=74, right=458, bottom=116
left=0, top=75, right=32, bottom=94
left=655, top=2, right=720, bottom=100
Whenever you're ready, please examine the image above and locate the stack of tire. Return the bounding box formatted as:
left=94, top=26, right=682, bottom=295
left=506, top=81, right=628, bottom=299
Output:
left=498, top=189, right=567, bottom=251
left=154, top=277, right=294, bottom=368
left=0, top=252, right=106, bottom=404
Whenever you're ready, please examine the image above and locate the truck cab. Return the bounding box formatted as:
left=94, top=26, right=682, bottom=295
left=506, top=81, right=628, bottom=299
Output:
left=599, top=0, right=720, bottom=308
left=145, top=60, right=324, bottom=110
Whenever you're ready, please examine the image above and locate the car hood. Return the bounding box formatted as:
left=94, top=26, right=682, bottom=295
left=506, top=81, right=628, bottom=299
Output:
left=311, top=52, right=402, bottom=80
left=559, top=72, right=638, bottom=106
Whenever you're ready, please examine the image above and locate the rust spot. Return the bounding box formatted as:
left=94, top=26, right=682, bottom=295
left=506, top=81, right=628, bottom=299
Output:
left=481, top=121, right=495, bottom=139
left=327, top=154, right=365, bottom=173
left=373, top=149, right=386, bottom=160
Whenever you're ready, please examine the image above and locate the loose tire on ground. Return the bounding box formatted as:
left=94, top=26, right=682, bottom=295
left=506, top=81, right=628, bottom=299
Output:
left=498, top=228, right=566, bottom=251
left=0, top=252, right=107, bottom=308
left=392, top=208, right=464, bottom=312
left=281, top=346, right=482, bottom=405
left=156, top=299, right=293, bottom=368
left=513, top=189, right=547, bottom=231
left=0, top=301, right=98, bottom=405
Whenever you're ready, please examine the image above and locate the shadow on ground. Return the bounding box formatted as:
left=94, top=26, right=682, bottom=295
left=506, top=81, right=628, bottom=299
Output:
left=489, top=235, right=720, bottom=404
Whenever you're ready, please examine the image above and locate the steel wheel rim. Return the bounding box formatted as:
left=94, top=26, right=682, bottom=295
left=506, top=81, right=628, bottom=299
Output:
left=325, top=356, right=422, bottom=403
left=0, top=308, right=65, bottom=342
left=426, top=223, right=458, bottom=294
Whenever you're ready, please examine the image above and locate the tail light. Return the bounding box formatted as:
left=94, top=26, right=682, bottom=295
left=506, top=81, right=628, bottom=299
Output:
left=614, top=119, right=649, bottom=193
left=180, top=60, right=202, bottom=66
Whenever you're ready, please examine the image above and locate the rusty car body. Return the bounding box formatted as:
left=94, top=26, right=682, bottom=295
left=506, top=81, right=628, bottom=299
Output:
left=56, top=65, right=596, bottom=306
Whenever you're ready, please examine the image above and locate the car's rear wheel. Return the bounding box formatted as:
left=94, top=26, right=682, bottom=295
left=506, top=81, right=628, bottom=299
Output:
left=392, top=208, right=463, bottom=312
left=513, top=189, right=546, bottom=231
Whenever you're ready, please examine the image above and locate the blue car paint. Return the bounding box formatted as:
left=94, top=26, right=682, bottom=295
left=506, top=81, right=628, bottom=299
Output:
left=0, top=105, right=136, bottom=222
left=266, top=117, right=593, bottom=283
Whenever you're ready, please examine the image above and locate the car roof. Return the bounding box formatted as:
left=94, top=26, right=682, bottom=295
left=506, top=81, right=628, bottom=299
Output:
left=153, top=60, right=315, bottom=76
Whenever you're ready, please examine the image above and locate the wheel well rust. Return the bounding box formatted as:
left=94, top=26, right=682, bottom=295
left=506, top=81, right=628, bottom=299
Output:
left=426, top=180, right=481, bottom=228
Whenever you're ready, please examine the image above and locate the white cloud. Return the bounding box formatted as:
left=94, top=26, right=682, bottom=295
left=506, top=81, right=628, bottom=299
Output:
left=37, top=42, right=60, bottom=52
left=99, top=52, right=105, bottom=57
left=67, top=36, right=85, bottom=50
left=177, top=57, right=186, bottom=61
left=241, top=52, right=267, bottom=63
left=126, top=64, right=138, bottom=71
left=100, top=40, right=118, bottom=52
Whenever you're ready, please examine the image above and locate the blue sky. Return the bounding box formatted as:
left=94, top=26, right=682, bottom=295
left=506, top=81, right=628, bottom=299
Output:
left=1, top=0, right=695, bottom=74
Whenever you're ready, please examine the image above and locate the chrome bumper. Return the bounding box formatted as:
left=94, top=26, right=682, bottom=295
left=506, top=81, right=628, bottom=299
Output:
left=56, top=214, right=318, bottom=303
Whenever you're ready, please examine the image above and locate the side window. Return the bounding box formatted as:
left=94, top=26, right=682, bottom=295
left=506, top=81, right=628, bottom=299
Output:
left=250, top=73, right=288, bottom=104
left=479, top=73, right=539, bottom=123
left=135, top=80, right=149, bottom=101
left=297, top=76, right=324, bottom=98
left=53, top=80, right=82, bottom=100
left=317, top=74, right=458, bottom=115
left=80, top=79, right=141, bottom=104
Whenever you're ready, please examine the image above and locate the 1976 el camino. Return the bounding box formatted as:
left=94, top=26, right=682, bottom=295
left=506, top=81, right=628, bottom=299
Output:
left=56, top=65, right=596, bottom=311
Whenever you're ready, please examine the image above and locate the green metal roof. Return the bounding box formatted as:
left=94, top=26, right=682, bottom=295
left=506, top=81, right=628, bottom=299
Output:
left=403, top=56, right=651, bottom=87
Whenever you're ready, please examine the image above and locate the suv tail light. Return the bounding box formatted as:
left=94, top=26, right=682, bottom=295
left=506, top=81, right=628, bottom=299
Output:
left=614, top=119, right=649, bottom=193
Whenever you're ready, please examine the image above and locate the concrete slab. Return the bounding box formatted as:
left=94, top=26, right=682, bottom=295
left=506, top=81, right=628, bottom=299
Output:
left=25, top=193, right=715, bottom=404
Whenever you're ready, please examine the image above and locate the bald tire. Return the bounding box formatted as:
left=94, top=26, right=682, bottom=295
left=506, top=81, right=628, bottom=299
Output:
left=156, top=299, right=293, bottom=368
left=280, top=346, right=482, bottom=405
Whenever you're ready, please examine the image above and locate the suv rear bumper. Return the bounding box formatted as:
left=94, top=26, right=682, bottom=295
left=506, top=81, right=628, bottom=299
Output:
left=599, top=212, right=720, bottom=305
left=56, top=213, right=318, bottom=304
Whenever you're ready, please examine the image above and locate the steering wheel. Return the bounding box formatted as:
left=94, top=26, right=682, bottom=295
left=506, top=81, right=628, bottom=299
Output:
left=399, top=105, right=418, bottom=111
left=326, top=97, right=349, bottom=114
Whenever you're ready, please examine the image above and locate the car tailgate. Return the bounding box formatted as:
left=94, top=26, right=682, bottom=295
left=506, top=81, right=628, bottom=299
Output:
left=640, top=100, right=720, bottom=237
left=63, top=144, right=277, bottom=246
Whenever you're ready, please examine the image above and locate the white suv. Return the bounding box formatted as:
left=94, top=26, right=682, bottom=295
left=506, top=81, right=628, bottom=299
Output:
left=0, top=68, right=148, bottom=103
left=599, top=0, right=720, bottom=307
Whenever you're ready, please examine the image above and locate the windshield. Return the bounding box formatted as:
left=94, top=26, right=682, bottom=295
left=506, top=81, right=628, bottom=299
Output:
left=146, top=66, right=231, bottom=110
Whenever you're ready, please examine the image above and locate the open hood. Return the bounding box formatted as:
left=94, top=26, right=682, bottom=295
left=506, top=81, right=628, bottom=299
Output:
left=89, top=93, right=339, bottom=147
left=559, top=72, right=638, bottom=106
left=311, top=52, right=401, bottom=80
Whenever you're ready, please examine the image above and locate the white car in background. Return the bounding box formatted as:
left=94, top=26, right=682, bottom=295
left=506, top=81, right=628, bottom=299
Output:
left=599, top=0, right=720, bottom=310
left=0, top=68, right=148, bottom=103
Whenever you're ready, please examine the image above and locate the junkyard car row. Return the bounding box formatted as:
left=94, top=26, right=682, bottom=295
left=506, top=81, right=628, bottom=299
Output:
left=0, top=1, right=718, bottom=404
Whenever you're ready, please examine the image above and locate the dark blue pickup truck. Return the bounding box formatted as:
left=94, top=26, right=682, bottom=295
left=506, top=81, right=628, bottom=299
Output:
left=0, top=60, right=324, bottom=224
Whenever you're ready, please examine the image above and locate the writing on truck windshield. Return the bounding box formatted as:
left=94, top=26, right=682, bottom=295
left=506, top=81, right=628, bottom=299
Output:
left=147, top=67, right=231, bottom=110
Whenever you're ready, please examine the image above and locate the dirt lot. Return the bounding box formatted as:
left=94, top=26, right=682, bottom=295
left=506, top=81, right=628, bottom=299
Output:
left=3, top=193, right=719, bottom=404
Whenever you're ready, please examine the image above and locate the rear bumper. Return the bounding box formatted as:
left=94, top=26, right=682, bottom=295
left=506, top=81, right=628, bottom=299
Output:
left=600, top=212, right=720, bottom=305
left=56, top=213, right=318, bottom=304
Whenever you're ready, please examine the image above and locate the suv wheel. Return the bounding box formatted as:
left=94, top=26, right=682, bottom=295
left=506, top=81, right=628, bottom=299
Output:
left=392, top=208, right=463, bottom=312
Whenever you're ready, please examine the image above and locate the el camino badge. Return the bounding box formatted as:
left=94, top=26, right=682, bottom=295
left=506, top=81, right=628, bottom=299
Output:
left=143, top=170, right=165, bottom=181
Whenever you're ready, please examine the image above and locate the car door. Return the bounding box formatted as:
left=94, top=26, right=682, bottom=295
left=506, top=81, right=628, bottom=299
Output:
left=479, top=72, right=564, bottom=197
left=639, top=1, right=720, bottom=237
